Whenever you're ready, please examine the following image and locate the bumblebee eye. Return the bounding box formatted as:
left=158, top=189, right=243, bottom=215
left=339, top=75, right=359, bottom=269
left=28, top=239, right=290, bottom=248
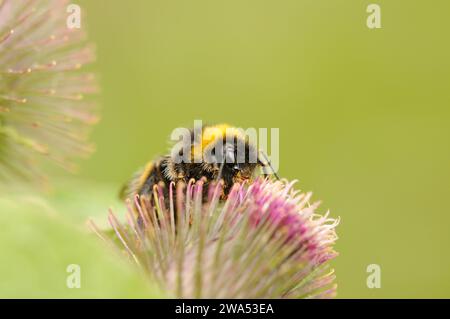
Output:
left=233, top=164, right=240, bottom=171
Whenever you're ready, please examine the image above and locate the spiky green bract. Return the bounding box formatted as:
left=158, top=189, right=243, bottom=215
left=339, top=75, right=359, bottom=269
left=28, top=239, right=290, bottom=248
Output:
left=98, top=178, right=339, bottom=298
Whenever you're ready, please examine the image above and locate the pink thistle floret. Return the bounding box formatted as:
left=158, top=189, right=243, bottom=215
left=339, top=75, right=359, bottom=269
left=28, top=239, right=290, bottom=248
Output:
left=93, top=178, right=340, bottom=299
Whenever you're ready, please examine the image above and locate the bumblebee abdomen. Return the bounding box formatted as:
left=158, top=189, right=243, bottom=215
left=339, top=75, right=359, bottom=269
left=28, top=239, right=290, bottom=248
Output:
left=138, top=158, right=170, bottom=197
left=120, top=157, right=175, bottom=200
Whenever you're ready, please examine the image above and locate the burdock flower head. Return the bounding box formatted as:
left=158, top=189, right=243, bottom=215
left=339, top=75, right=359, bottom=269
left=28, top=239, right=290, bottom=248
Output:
left=0, top=0, right=97, bottom=186
left=94, top=178, right=339, bottom=298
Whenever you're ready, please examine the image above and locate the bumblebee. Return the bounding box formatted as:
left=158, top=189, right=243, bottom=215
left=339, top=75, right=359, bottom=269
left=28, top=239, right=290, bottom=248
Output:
left=120, top=124, right=278, bottom=202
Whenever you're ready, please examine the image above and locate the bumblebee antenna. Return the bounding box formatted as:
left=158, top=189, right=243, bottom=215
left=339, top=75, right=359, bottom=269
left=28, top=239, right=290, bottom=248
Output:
left=259, top=151, right=280, bottom=180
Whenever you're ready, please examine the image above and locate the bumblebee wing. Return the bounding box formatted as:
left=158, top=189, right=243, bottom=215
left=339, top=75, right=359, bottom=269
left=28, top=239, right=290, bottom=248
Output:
left=119, top=161, right=155, bottom=200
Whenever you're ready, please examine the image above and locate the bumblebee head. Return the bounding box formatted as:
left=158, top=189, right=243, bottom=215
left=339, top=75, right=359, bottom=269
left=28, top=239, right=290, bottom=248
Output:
left=195, top=124, right=264, bottom=185
left=214, top=139, right=258, bottom=184
left=171, top=124, right=278, bottom=187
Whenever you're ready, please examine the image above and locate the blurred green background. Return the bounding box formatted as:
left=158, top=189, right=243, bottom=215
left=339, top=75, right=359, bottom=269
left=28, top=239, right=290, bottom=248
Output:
left=69, top=0, right=449, bottom=298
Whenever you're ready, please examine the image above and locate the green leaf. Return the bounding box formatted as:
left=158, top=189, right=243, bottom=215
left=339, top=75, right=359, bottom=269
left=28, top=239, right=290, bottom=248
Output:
left=0, top=197, right=167, bottom=298
left=46, top=179, right=125, bottom=229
